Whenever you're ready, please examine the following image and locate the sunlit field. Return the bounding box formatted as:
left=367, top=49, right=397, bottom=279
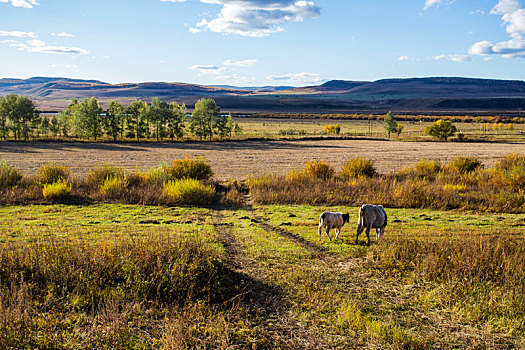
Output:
left=236, top=117, right=525, bottom=142
left=0, top=204, right=523, bottom=348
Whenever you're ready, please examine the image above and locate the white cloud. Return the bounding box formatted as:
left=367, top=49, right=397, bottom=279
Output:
left=51, top=64, right=78, bottom=69
left=490, top=0, right=521, bottom=14
left=0, top=30, right=88, bottom=55
left=424, top=0, right=456, bottom=10
left=188, top=64, right=228, bottom=75
left=469, top=0, right=525, bottom=58
left=215, top=73, right=253, bottom=84
left=0, top=0, right=39, bottom=8
left=398, top=55, right=409, bottom=61
left=15, top=39, right=88, bottom=54
left=51, top=32, right=74, bottom=38
left=469, top=9, right=486, bottom=15
left=433, top=54, right=472, bottom=62
left=173, top=0, right=320, bottom=37
left=223, top=58, right=257, bottom=67
left=0, top=29, right=37, bottom=38
left=266, top=72, right=323, bottom=84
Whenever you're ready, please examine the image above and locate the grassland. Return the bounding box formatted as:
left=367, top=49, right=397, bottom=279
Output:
left=237, top=117, right=525, bottom=142
left=1, top=203, right=524, bottom=348
left=2, top=138, right=525, bottom=181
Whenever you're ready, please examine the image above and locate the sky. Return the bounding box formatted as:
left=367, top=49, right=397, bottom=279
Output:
left=0, top=0, right=524, bottom=86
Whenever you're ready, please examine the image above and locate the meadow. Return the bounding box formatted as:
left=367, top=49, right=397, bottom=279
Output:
left=237, top=117, right=525, bottom=142
left=1, top=141, right=525, bottom=348
left=0, top=203, right=523, bottom=348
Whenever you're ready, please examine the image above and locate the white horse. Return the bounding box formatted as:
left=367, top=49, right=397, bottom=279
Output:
left=356, top=204, right=387, bottom=246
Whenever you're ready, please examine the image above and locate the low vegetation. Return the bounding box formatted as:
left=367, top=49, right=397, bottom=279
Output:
left=0, top=157, right=222, bottom=206
left=164, top=178, right=215, bottom=205
left=42, top=178, right=72, bottom=200
left=0, top=160, right=22, bottom=188
left=1, top=204, right=523, bottom=348
left=37, top=163, right=70, bottom=185
left=249, top=154, right=525, bottom=213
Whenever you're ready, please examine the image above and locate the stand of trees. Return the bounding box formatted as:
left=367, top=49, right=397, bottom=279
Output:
left=0, top=94, right=39, bottom=141
left=0, top=95, right=242, bottom=141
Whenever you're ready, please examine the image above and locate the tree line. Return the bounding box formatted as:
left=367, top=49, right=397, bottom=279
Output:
left=0, top=95, right=242, bottom=141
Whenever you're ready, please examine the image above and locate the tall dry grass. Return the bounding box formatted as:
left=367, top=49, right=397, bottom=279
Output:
left=368, top=235, right=525, bottom=330
left=248, top=154, right=525, bottom=213
left=0, top=234, right=254, bottom=348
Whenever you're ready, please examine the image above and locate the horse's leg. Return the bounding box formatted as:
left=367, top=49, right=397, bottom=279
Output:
left=325, top=227, right=332, bottom=241
left=365, top=226, right=371, bottom=246
left=356, top=224, right=363, bottom=244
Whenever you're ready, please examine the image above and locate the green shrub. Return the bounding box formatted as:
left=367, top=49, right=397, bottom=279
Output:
left=341, top=157, right=376, bottom=179
left=144, top=161, right=171, bottom=183
left=304, top=160, right=334, bottom=180
left=495, top=153, right=525, bottom=171
left=87, top=163, right=125, bottom=185
left=424, top=119, right=457, bottom=141
left=37, top=163, right=70, bottom=185
left=285, top=169, right=309, bottom=182
left=100, top=176, right=128, bottom=197
left=42, top=179, right=71, bottom=200
left=446, top=156, right=483, bottom=174
left=0, top=160, right=22, bottom=188
left=492, top=154, right=525, bottom=189
left=164, top=178, right=215, bottom=205
left=168, top=156, right=213, bottom=180
left=398, top=159, right=441, bottom=178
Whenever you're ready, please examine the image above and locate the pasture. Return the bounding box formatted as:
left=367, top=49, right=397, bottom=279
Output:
left=237, top=117, right=525, bottom=142
left=2, top=134, right=525, bottom=348
left=1, top=203, right=524, bottom=348
left=2, top=138, right=525, bottom=180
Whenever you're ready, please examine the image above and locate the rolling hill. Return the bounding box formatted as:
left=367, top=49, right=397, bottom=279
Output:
left=1, top=76, right=524, bottom=113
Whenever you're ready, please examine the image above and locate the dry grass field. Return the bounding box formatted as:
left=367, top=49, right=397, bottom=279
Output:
left=1, top=139, right=525, bottom=180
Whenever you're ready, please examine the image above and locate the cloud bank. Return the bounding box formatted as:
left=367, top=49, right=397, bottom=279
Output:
left=266, top=72, right=323, bottom=84
left=469, top=0, right=525, bottom=58
left=164, top=0, right=320, bottom=37
left=0, top=0, right=39, bottom=8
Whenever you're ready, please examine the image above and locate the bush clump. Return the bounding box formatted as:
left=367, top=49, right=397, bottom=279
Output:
left=341, top=157, right=376, bottom=179
left=100, top=176, right=128, bottom=197
left=446, top=156, right=483, bottom=174
left=87, top=163, right=125, bottom=185
left=144, top=161, right=172, bottom=184
left=398, top=159, right=441, bottom=178
left=495, top=153, right=525, bottom=172
left=494, top=154, right=525, bottom=189
left=164, top=178, right=215, bottom=205
left=304, top=160, right=334, bottom=180
left=168, top=156, right=214, bottom=180
left=37, top=163, right=70, bottom=185
left=42, top=179, right=71, bottom=200
left=0, top=160, right=22, bottom=188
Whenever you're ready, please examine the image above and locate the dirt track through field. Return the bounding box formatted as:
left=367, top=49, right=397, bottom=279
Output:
left=2, top=139, right=524, bottom=180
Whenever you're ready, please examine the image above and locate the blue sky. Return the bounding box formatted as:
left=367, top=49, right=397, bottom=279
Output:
left=0, top=0, right=524, bottom=86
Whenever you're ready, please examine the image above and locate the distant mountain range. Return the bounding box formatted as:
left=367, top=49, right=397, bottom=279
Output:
left=1, top=76, right=524, bottom=113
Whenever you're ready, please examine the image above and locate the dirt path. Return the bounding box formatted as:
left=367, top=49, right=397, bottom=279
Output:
left=2, top=140, right=524, bottom=180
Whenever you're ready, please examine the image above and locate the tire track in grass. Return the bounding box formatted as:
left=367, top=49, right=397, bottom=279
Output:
left=241, top=193, right=330, bottom=257
left=211, top=209, right=326, bottom=349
